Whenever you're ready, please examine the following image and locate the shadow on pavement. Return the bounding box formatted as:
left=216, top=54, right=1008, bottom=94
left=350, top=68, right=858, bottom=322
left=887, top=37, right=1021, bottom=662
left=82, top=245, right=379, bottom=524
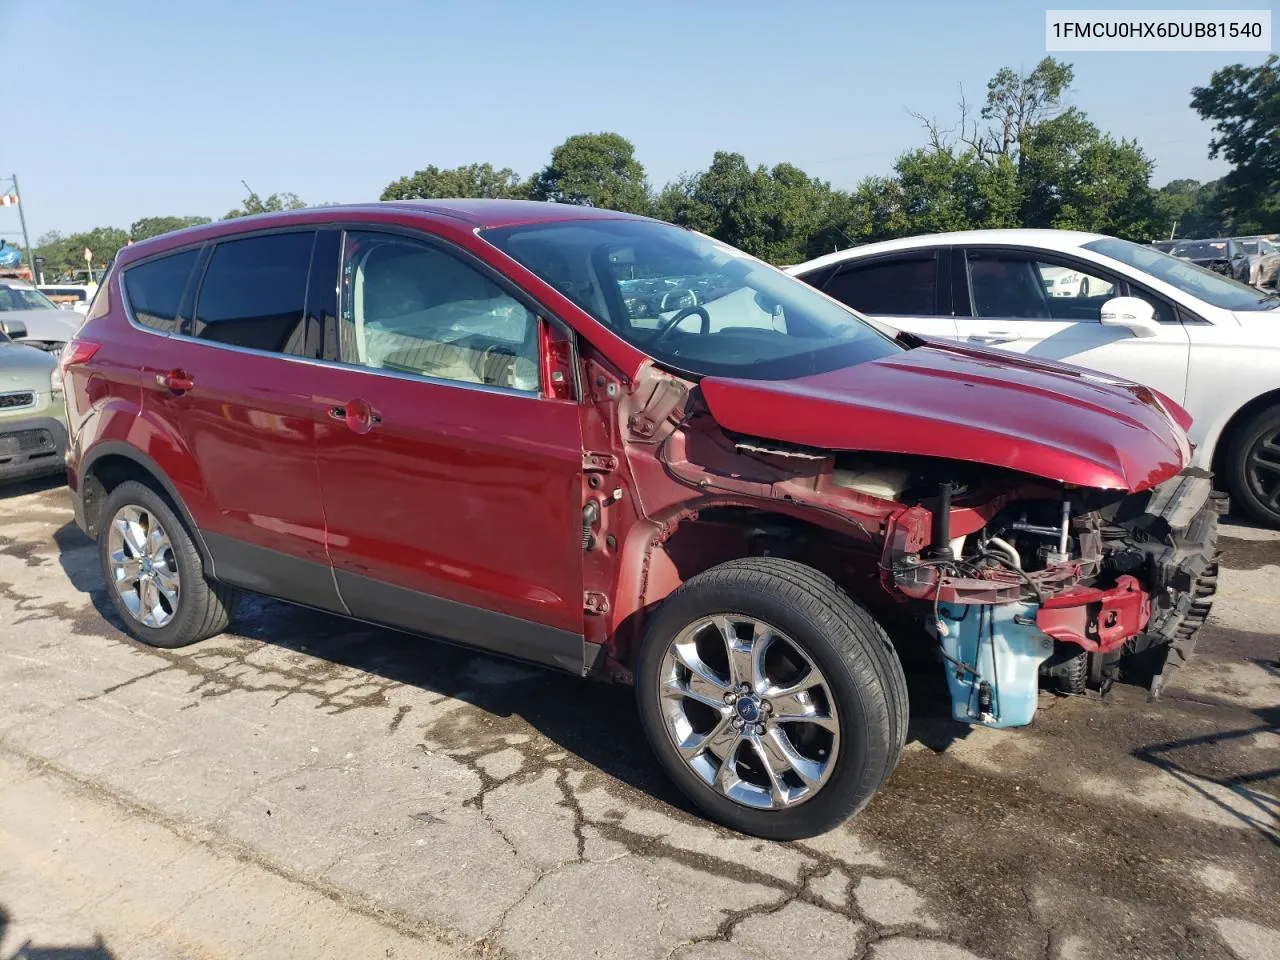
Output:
left=50, top=518, right=983, bottom=812
left=0, top=906, right=115, bottom=960
left=1133, top=704, right=1280, bottom=848
left=0, top=474, right=65, bottom=502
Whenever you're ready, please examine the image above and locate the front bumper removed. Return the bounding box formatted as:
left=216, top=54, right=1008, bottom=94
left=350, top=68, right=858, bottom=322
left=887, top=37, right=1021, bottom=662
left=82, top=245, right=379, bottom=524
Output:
left=927, top=469, right=1218, bottom=727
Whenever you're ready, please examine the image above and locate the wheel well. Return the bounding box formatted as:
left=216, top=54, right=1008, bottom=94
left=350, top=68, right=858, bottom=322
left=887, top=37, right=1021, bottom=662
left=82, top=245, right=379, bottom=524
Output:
left=81, top=454, right=174, bottom=540
left=1210, top=388, right=1280, bottom=480
left=619, top=506, right=879, bottom=668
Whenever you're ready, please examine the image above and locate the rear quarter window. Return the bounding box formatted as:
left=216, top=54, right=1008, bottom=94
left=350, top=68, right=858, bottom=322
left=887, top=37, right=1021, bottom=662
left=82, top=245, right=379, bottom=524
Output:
left=123, top=250, right=200, bottom=333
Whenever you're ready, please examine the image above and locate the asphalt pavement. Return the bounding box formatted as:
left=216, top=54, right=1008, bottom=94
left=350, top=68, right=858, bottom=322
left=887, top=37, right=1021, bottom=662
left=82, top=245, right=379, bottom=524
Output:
left=0, top=475, right=1276, bottom=960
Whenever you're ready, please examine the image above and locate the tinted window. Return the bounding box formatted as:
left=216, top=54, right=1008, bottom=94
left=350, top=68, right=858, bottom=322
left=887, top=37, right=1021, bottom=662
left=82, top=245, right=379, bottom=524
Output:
left=193, top=232, right=315, bottom=353
left=123, top=250, right=199, bottom=333
left=484, top=220, right=901, bottom=381
left=339, top=231, right=539, bottom=392
left=823, top=257, right=937, bottom=315
left=966, top=251, right=1118, bottom=322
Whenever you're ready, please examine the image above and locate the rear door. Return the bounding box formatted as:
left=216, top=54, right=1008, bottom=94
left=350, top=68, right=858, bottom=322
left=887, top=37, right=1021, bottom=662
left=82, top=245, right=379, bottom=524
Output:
left=309, top=227, right=588, bottom=672
left=804, top=250, right=958, bottom=340
left=139, top=228, right=342, bottom=609
left=952, top=246, right=1192, bottom=403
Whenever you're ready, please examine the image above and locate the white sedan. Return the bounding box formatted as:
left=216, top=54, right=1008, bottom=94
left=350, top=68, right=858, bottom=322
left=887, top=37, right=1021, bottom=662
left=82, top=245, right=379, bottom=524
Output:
left=787, top=230, right=1280, bottom=527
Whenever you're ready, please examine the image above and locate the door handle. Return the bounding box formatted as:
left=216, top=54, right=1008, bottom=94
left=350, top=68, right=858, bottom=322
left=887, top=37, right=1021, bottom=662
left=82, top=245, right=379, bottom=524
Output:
left=328, top=400, right=381, bottom=435
left=969, top=331, right=1020, bottom=345
left=155, top=369, right=194, bottom=393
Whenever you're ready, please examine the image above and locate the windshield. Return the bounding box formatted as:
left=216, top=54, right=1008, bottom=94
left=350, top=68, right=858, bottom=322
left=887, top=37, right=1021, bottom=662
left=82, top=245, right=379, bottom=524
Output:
left=482, top=219, right=902, bottom=379
left=1083, top=237, right=1277, bottom=312
left=0, top=285, right=58, bottom=311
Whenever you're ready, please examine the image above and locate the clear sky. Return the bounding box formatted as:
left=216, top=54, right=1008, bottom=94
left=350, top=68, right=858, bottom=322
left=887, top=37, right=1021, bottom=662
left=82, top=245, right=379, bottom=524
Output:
left=2, top=0, right=1272, bottom=239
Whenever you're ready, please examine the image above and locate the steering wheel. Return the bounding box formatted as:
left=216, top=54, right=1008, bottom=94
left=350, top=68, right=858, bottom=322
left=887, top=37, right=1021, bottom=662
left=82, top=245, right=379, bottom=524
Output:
left=653, top=305, right=711, bottom=344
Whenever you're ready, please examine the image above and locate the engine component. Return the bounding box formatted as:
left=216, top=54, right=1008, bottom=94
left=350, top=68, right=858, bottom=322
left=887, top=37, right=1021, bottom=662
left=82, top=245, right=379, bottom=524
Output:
left=936, top=601, right=1056, bottom=727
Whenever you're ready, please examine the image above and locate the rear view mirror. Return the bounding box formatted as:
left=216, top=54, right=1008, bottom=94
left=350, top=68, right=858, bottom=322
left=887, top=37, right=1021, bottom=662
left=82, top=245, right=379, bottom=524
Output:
left=1100, top=297, right=1159, bottom=338
left=0, top=320, right=27, bottom=339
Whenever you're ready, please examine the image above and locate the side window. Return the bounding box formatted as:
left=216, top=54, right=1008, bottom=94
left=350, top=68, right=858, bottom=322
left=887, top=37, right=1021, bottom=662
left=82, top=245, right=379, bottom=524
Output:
left=967, top=251, right=1116, bottom=322
left=823, top=257, right=937, bottom=316
left=123, top=249, right=199, bottom=333
left=339, top=231, right=539, bottom=393
left=192, top=232, right=316, bottom=354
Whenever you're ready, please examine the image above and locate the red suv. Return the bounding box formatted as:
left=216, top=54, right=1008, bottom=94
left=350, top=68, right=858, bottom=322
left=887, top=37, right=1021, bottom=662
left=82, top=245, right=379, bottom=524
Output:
left=62, top=201, right=1218, bottom=839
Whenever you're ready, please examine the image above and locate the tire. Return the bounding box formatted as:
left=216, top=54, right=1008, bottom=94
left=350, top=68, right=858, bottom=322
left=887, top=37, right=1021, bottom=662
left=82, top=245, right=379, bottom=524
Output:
left=1224, top=405, right=1280, bottom=528
left=634, top=557, right=908, bottom=840
left=1048, top=652, right=1088, bottom=695
left=98, top=480, right=238, bottom=648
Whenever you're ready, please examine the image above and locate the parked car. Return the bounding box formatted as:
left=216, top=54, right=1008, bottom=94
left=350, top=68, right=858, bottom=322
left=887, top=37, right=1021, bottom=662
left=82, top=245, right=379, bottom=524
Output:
left=0, top=281, right=82, bottom=352
left=62, top=203, right=1217, bottom=839
left=0, top=323, right=68, bottom=482
left=788, top=229, right=1280, bottom=528
left=1168, top=238, right=1250, bottom=282
left=38, top=283, right=97, bottom=316
left=1235, top=236, right=1280, bottom=289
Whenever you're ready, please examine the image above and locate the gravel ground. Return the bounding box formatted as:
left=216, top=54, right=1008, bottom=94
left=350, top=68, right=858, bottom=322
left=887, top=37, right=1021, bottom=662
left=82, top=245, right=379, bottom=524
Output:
left=0, top=475, right=1276, bottom=960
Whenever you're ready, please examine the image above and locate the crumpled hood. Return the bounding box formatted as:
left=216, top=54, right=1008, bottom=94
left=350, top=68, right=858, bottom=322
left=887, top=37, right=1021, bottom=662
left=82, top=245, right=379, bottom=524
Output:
left=699, top=342, right=1191, bottom=492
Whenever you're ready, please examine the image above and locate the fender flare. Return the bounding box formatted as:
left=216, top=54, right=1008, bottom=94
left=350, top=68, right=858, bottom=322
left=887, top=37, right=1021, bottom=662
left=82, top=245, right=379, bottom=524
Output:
left=79, top=441, right=217, bottom=575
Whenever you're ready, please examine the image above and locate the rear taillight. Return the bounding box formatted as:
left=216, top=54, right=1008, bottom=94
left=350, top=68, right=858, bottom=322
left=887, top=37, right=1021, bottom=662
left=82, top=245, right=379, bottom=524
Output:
left=60, top=339, right=101, bottom=373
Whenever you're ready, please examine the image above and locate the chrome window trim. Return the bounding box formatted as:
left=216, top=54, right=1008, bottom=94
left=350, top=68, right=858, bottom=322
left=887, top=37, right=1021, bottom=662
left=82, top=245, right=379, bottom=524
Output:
left=121, top=298, right=545, bottom=401
left=117, top=222, right=568, bottom=404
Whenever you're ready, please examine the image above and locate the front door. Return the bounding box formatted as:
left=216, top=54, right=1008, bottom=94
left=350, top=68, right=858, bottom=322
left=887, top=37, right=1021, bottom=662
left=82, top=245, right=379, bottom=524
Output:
left=951, top=247, right=1192, bottom=404
left=311, top=228, right=588, bottom=672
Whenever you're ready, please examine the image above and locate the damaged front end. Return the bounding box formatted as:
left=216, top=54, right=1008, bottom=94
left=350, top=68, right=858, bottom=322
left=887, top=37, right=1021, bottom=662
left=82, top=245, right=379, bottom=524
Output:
left=883, top=468, right=1221, bottom=727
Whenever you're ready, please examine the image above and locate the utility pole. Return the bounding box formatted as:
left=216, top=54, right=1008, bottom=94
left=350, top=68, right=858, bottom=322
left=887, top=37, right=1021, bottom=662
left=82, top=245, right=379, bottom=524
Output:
left=9, top=175, right=36, bottom=282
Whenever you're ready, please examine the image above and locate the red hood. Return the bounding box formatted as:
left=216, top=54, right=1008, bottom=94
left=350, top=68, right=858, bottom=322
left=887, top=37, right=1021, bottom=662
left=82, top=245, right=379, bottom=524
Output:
left=699, top=342, right=1191, bottom=492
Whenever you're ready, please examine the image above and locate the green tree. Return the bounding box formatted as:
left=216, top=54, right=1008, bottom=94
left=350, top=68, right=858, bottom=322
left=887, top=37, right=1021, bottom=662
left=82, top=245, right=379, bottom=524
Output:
left=129, top=215, right=212, bottom=241
left=1191, top=55, right=1280, bottom=234
left=34, top=227, right=129, bottom=279
left=1152, top=178, right=1225, bottom=239
left=380, top=163, right=529, bottom=201
left=1019, top=110, right=1155, bottom=238
left=530, top=133, right=651, bottom=214
left=223, top=186, right=307, bottom=220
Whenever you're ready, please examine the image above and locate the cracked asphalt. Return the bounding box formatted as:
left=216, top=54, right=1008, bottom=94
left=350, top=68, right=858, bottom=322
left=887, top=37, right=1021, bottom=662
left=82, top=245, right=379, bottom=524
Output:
left=0, top=476, right=1277, bottom=960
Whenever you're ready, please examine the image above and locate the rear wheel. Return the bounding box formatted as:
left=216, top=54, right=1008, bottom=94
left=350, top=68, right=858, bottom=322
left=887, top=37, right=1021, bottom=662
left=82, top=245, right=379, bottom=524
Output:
left=98, top=480, right=238, bottom=648
left=635, top=558, right=907, bottom=840
left=1226, top=405, right=1280, bottom=528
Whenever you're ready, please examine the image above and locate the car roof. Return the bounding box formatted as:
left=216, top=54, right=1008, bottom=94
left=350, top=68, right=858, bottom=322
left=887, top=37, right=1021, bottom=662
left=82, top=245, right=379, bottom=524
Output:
left=792, top=228, right=1106, bottom=273
left=116, top=199, right=655, bottom=268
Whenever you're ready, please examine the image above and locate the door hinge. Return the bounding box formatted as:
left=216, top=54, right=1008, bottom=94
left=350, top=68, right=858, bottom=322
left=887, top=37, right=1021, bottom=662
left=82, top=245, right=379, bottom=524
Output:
left=583, top=452, right=617, bottom=472
left=583, top=591, right=610, bottom=615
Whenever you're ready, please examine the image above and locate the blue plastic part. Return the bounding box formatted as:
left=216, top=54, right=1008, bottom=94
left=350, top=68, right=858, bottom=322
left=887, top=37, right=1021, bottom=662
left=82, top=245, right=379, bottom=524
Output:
left=936, top=602, right=1056, bottom=728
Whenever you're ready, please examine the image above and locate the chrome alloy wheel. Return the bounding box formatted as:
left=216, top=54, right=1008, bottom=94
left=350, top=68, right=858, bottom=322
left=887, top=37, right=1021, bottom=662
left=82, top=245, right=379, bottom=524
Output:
left=656, top=614, right=840, bottom=810
left=107, top=505, right=181, bottom=628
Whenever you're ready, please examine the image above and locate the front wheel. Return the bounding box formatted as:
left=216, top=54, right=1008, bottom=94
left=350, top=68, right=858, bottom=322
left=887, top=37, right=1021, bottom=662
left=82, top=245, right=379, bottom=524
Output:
left=1225, top=405, right=1280, bottom=528
left=635, top=558, right=907, bottom=840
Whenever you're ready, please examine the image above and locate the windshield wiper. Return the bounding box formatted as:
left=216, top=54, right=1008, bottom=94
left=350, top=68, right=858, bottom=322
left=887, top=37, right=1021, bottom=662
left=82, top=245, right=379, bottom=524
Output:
left=1256, top=291, right=1280, bottom=306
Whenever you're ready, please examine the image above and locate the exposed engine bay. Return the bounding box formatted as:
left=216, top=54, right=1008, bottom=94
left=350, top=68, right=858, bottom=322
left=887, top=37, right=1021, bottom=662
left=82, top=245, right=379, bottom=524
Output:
left=592, top=364, right=1221, bottom=731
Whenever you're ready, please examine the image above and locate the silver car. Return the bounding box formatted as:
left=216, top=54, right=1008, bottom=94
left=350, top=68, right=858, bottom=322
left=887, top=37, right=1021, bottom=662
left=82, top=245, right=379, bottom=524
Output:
left=0, top=323, right=68, bottom=482
left=0, top=281, right=82, bottom=352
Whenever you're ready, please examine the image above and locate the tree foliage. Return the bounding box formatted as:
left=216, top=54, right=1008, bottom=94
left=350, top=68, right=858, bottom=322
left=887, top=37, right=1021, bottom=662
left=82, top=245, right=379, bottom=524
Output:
left=381, top=163, right=528, bottom=201
left=222, top=188, right=307, bottom=220
left=530, top=133, right=651, bottom=214
left=130, top=215, right=211, bottom=241
left=1191, top=54, right=1279, bottom=234
left=34, top=227, right=130, bottom=278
